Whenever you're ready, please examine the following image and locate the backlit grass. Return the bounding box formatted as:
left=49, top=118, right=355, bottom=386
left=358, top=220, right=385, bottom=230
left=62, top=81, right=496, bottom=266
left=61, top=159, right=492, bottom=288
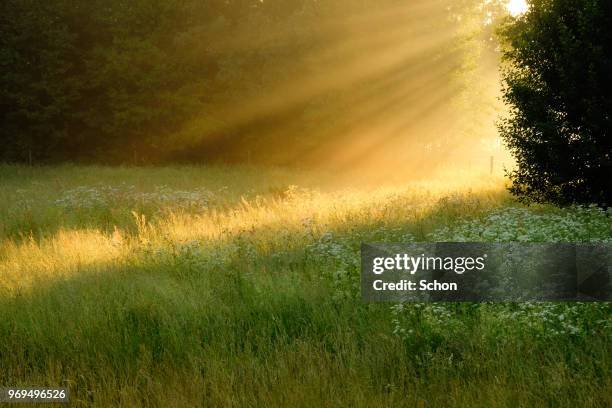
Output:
left=0, top=164, right=610, bottom=407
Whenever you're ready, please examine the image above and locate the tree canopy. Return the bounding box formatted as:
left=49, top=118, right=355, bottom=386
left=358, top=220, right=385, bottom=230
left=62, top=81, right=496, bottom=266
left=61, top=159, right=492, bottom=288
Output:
left=1, top=0, right=497, bottom=167
left=499, top=0, right=611, bottom=206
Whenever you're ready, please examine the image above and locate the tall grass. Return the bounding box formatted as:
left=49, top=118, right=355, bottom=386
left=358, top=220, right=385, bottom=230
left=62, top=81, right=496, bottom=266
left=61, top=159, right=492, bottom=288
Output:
left=0, top=164, right=610, bottom=407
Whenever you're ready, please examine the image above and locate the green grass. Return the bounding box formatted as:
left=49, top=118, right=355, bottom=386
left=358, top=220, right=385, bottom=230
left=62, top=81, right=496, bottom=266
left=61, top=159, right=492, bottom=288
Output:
left=0, top=164, right=610, bottom=407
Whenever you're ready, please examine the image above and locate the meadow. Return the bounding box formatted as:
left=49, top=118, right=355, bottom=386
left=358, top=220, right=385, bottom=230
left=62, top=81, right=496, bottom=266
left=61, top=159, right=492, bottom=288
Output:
left=0, top=164, right=610, bottom=407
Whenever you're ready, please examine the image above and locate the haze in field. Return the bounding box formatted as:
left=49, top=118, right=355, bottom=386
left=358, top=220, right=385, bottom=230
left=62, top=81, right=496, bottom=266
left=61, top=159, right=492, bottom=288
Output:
left=0, top=0, right=518, bottom=182
left=160, top=0, right=516, bottom=183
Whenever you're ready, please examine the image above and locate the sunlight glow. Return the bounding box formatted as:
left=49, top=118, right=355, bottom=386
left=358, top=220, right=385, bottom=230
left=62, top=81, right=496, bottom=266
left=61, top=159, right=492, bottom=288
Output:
left=143, top=0, right=514, bottom=181
left=0, top=175, right=507, bottom=293
left=507, top=0, right=529, bottom=17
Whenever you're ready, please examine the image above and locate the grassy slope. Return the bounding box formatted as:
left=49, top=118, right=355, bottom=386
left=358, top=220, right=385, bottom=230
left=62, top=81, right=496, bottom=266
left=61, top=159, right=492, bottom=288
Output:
left=0, top=165, right=610, bottom=407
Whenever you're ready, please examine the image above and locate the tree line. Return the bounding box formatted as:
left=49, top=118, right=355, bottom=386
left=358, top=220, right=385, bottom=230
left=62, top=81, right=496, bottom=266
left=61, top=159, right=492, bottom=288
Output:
left=1, top=0, right=492, bottom=165
left=498, top=0, right=611, bottom=205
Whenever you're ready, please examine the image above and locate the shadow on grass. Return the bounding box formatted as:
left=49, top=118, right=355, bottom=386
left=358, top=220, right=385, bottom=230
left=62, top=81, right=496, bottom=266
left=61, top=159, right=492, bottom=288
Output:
left=0, top=191, right=608, bottom=406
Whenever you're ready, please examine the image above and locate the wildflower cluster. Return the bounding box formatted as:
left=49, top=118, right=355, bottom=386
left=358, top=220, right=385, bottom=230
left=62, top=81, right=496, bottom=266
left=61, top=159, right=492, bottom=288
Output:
left=431, top=205, right=611, bottom=242
left=54, top=185, right=215, bottom=212
left=393, top=205, right=611, bottom=344
left=306, top=232, right=360, bottom=301
left=494, top=302, right=611, bottom=340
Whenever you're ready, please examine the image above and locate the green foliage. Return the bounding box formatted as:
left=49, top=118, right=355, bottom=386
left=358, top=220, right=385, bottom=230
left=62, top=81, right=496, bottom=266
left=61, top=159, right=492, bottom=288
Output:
left=498, top=0, right=612, bottom=206
left=393, top=205, right=611, bottom=356
left=1, top=0, right=491, bottom=165
left=0, top=0, right=79, bottom=161
left=0, top=165, right=610, bottom=406
left=0, top=0, right=211, bottom=162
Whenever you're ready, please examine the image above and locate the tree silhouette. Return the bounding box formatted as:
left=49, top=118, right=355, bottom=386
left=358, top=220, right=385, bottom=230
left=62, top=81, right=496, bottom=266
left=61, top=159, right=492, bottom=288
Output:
left=499, top=0, right=611, bottom=206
